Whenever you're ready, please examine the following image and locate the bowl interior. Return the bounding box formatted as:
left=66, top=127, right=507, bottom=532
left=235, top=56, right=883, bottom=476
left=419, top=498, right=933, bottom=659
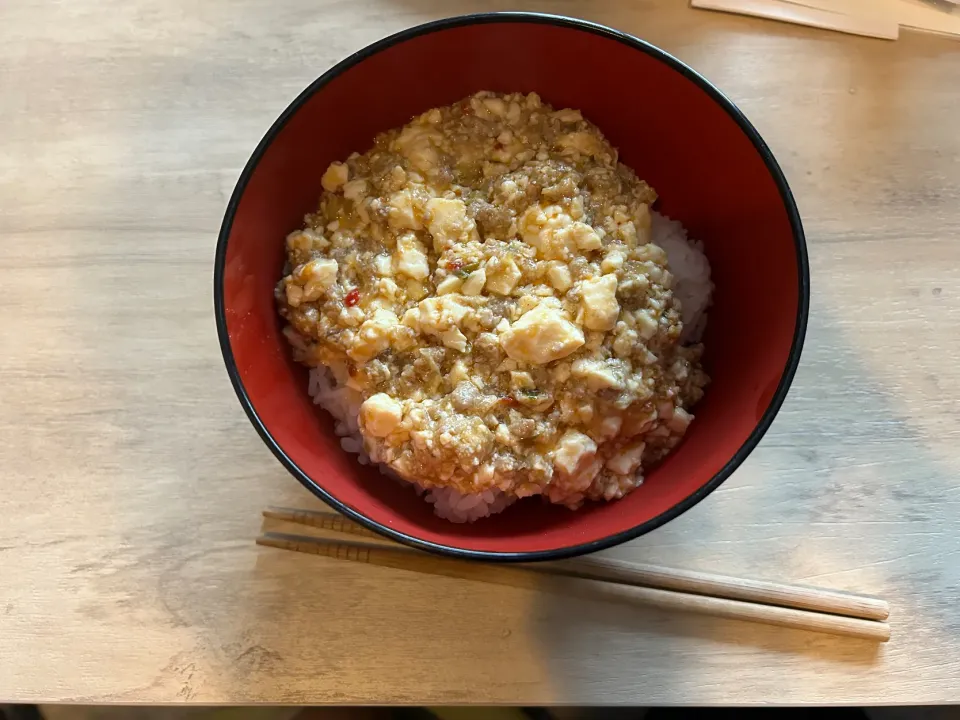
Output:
left=220, top=17, right=803, bottom=556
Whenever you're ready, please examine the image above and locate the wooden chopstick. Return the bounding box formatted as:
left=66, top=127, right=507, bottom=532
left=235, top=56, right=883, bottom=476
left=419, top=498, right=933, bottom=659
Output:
left=256, top=532, right=891, bottom=642
left=260, top=509, right=892, bottom=640
left=263, top=507, right=890, bottom=622
left=263, top=506, right=381, bottom=538
left=534, top=556, right=889, bottom=621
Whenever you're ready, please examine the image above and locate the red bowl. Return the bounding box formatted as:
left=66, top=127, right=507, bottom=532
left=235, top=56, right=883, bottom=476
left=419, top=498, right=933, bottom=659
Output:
left=215, top=13, right=809, bottom=561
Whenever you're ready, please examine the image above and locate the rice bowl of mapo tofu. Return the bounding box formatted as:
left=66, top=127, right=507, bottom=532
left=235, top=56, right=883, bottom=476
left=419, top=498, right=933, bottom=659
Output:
left=278, top=91, right=712, bottom=523
left=216, top=14, right=808, bottom=559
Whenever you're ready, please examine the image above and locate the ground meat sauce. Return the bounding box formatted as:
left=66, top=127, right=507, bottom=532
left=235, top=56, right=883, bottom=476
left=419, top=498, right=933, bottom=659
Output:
left=277, top=91, right=708, bottom=509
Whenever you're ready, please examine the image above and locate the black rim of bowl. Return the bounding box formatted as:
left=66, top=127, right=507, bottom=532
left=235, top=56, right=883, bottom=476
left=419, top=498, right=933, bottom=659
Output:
left=214, top=11, right=811, bottom=562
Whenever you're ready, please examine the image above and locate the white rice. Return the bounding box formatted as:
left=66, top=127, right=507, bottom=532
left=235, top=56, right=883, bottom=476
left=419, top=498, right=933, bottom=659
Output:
left=652, top=212, right=713, bottom=343
left=307, top=210, right=712, bottom=522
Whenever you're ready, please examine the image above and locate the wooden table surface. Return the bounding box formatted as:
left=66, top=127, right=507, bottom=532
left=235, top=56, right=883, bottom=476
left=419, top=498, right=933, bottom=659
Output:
left=3, top=0, right=960, bottom=705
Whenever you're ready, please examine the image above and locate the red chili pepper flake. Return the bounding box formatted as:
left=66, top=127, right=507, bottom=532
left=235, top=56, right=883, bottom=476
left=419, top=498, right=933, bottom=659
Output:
left=447, top=260, right=464, bottom=272
left=501, top=396, right=518, bottom=408
left=344, top=288, right=360, bottom=307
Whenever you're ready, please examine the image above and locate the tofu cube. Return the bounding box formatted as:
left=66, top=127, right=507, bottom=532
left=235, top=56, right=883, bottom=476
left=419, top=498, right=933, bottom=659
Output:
left=461, top=267, right=487, bottom=296
left=360, top=393, right=403, bottom=437
left=547, top=262, right=572, bottom=292
left=441, top=327, right=468, bottom=352
left=567, top=221, right=602, bottom=251
left=394, top=234, right=430, bottom=280
left=348, top=309, right=398, bottom=362
left=435, top=275, right=463, bottom=295
left=485, top=257, right=522, bottom=295
left=499, top=304, right=584, bottom=365
left=321, top=162, right=349, bottom=192
left=426, top=197, right=472, bottom=251
left=387, top=190, right=421, bottom=230
left=571, top=358, right=624, bottom=391
left=554, top=430, right=597, bottom=476
left=295, top=258, right=339, bottom=302
left=417, top=296, right=469, bottom=335
left=580, top=274, right=620, bottom=331
left=606, top=441, right=646, bottom=476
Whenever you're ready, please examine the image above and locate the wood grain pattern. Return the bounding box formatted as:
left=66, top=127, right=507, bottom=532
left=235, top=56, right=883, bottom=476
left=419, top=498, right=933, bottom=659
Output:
left=266, top=508, right=892, bottom=620
left=690, top=0, right=900, bottom=40
left=884, top=0, right=960, bottom=36
left=2, top=0, right=960, bottom=705
left=696, top=0, right=960, bottom=38
left=256, top=534, right=892, bottom=641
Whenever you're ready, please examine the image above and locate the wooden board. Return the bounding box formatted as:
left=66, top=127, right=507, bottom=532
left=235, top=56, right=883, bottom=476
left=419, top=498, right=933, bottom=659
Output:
left=691, top=0, right=899, bottom=38
left=798, top=0, right=960, bottom=36
left=3, top=0, right=960, bottom=706
left=697, top=0, right=960, bottom=37
left=885, top=0, right=960, bottom=36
